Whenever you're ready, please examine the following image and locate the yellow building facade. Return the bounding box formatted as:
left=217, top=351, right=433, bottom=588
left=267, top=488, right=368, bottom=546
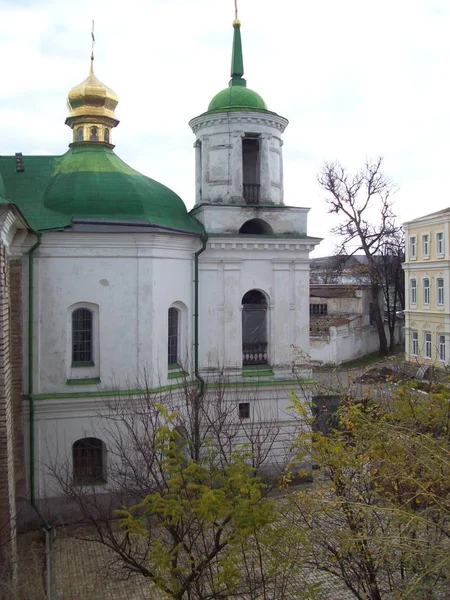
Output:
left=404, top=208, right=450, bottom=365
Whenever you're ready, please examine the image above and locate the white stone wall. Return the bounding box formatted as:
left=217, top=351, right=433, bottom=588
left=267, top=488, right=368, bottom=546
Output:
left=189, top=111, right=289, bottom=207
left=198, top=237, right=313, bottom=376
left=29, top=232, right=198, bottom=395
left=30, top=383, right=310, bottom=501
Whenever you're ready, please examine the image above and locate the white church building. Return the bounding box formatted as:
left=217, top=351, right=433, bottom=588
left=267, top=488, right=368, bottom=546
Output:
left=0, top=17, right=320, bottom=536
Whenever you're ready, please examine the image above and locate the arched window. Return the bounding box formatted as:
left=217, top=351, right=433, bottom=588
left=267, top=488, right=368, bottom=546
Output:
left=72, top=308, right=93, bottom=364
left=242, top=290, right=268, bottom=365
left=104, top=128, right=110, bottom=143
left=76, top=127, right=83, bottom=142
left=168, top=307, right=179, bottom=365
left=89, top=126, right=99, bottom=142
left=73, top=438, right=105, bottom=485
left=239, top=219, right=273, bottom=235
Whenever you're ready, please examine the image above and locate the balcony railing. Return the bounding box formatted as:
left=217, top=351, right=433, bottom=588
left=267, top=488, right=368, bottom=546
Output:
left=243, top=183, right=260, bottom=204
left=243, top=342, right=268, bottom=365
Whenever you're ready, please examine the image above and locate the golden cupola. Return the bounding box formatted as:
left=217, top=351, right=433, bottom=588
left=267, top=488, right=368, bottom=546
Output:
left=65, top=55, right=119, bottom=146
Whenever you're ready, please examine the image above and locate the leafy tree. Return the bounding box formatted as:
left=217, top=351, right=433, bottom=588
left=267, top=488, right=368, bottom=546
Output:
left=49, top=383, right=305, bottom=599
left=288, top=385, right=450, bottom=600
left=318, top=158, right=402, bottom=353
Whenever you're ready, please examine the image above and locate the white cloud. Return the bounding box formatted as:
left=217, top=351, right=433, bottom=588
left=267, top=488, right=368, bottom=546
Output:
left=1, top=0, right=449, bottom=256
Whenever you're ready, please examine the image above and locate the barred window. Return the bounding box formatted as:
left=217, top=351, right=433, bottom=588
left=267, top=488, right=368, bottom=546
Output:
left=168, top=307, right=179, bottom=365
left=73, top=438, right=105, bottom=485
left=72, top=308, right=93, bottom=364
left=310, top=303, right=327, bottom=316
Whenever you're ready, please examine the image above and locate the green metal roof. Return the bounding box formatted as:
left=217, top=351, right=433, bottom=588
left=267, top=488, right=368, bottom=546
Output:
left=206, top=21, right=268, bottom=114
left=0, top=144, right=202, bottom=233
left=0, top=171, right=6, bottom=200
left=208, top=85, right=267, bottom=112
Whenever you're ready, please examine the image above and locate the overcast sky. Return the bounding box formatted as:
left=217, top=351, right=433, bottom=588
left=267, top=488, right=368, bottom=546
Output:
left=0, top=0, right=449, bottom=255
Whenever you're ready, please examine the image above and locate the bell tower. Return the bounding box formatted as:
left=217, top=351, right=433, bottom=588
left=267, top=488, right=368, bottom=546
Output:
left=189, top=18, right=288, bottom=210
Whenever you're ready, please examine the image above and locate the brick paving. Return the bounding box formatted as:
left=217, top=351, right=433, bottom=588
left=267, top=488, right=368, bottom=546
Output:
left=54, top=526, right=355, bottom=600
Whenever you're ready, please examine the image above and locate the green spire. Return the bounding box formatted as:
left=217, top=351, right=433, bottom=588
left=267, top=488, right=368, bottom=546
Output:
left=230, top=21, right=246, bottom=87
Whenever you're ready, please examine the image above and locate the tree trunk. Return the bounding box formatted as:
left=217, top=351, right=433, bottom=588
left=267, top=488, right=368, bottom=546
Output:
left=371, top=284, right=388, bottom=354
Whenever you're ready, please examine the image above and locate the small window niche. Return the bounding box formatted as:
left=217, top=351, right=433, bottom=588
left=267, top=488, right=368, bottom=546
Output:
left=238, top=402, right=250, bottom=419
left=104, top=128, right=110, bottom=143
left=76, top=127, right=84, bottom=142
left=242, top=136, right=260, bottom=204
left=239, top=219, right=273, bottom=235
left=89, top=126, right=99, bottom=142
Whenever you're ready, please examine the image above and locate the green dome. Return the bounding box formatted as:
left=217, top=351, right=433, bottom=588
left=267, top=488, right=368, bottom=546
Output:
left=208, top=85, right=267, bottom=113
left=43, top=144, right=201, bottom=233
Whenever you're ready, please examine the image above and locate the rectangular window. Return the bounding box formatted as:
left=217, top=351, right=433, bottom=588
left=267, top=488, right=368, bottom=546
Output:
left=409, top=235, right=417, bottom=258
left=437, top=278, right=444, bottom=306
left=310, top=303, right=328, bottom=315
left=425, top=331, right=432, bottom=359
left=412, top=330, right=419, bottom=356
left=238, top=402, right=250, bottom=419
left=437, top=232, right=445, bottom=256
left=422, top=234, right=430, bottom=257
left=439, top=335, right=446, bottom=361
left=423, top=278, right=430, bottom=305
left=410, top=279, right=417, bottom=305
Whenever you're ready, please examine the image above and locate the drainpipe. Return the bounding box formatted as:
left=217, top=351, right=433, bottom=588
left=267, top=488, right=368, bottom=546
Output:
left=193, top=232, right=208, bottom=388
left=27, top=233, right=53, bottom=598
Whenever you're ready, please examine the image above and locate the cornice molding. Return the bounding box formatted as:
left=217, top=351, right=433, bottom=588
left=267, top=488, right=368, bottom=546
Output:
left=189, top=111, right=288, bottom=134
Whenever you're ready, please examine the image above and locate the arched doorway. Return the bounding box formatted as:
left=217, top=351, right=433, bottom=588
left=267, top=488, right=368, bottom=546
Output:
left=242, top=290, right=268, bottom=365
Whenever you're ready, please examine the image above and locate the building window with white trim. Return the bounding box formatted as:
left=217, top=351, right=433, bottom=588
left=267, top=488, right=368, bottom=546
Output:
left=437, top=278, right=444, bottom=306
left=437, top=232, right=445, bottom=256
left=412, top=330, right=419, bottom=356
left=409, top=235, right=417, bottom=259
left=410, top=279, right=417, bottom=305
left=423, top=278, right=430, bottom=305
left=425, top=331, right=432, bottom=359
left=439, top=335, right=446, bottom=362
left=422, top=234, right=430, bottom=257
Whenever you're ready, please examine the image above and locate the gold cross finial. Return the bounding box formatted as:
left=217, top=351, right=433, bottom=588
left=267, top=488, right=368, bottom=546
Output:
left=91, top=20, right=95, bottom=61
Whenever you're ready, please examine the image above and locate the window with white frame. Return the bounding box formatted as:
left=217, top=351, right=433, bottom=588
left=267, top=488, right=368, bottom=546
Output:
left=439, top=335, right=446, bottom=362
left=423, top=278, right=430, bottom=305
left=424, top=331, right=432, bottom=359
left=437, top=277, right=444, bottom=306
left=422, top=234, right=430, bottom=257
left=437, top=232, right=445, bottom=256
left=412, top=330, right=419, bottom=356
left=410, top=279, right=417, bottom=305
left=409, top=235, right=417, bottom=259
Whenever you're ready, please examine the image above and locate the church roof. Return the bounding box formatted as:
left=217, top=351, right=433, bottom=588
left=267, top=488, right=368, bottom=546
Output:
left=0, top=146, right=202, bottom=233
